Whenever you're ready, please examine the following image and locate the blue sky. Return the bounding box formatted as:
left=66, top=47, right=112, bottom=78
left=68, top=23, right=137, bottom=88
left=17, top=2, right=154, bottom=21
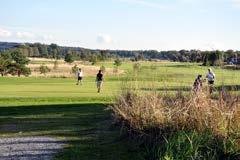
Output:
left=0, top=0, right=240, bottom=50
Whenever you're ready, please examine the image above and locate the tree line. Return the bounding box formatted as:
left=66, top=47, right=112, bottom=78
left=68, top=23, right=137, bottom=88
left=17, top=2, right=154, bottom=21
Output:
left=0, top=42, right=240, bottom=66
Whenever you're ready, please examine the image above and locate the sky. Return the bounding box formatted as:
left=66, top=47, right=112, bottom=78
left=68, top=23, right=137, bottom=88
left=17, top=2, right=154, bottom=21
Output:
left=0, top=0, right=240, bottom=51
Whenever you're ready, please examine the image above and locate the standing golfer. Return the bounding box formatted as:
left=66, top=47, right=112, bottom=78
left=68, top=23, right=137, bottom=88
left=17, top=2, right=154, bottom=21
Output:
left=96, top=70, right=103, bottom=93
left=76, top=68, right=83, bottom=85
left=206, top=68, right=215, bottom=94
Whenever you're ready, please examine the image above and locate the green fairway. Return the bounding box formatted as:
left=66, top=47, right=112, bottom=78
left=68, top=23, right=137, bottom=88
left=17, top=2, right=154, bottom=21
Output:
left=0, top=76, right=120, bottom=106
left=0, top=61, right=239, bottom=159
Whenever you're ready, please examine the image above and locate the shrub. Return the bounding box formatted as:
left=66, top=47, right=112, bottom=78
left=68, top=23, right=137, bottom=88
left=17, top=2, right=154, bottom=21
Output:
left=64, top=53, right=74, bottom=63
left=39, top=65, right=51, bottom=75
left=114, top=58, right=122, bottom=67
left=71, top=64, right=78, bottom=74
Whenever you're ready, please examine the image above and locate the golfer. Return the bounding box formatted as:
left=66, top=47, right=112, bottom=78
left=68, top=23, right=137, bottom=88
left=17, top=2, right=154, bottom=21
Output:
left=76, top=68, right=83, bottom=85
left=96, top=70, right=103, bottom=93
left=206, top=68, right=215, bottom=94
left=193, top=74, right=203, bottom=93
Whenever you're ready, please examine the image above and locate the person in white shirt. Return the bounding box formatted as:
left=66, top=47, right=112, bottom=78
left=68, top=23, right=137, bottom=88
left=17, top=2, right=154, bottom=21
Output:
left=76, top=68, right=83, bottom=85
left=206, top=68, right=215, bottom=85
left=206, top=68, right=215, bottom=94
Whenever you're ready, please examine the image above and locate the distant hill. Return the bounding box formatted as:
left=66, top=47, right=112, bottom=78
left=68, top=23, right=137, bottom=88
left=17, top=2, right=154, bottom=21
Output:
left=0, top=42, right=23, bottom=51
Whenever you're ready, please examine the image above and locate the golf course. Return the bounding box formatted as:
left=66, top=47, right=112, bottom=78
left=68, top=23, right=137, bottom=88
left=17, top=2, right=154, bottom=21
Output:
left=0, top=60, right=239, bottom=159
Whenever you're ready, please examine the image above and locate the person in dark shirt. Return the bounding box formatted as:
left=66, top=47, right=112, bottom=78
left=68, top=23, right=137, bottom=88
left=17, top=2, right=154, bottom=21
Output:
left=96, top=70, right=103, bottom=93
left=193, top=75, right=203, bottom=93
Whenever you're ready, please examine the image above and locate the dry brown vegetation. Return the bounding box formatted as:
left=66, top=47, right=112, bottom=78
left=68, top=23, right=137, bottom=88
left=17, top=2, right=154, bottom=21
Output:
left=111, top=88, right=240, bottom=138
left=28, top=58, right=124, bottom=77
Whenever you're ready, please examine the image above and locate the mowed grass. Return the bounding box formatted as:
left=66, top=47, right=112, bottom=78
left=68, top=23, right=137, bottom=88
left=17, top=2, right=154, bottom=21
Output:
left=0, top=76, right=120, bottom=106
left=100, top=61, right=240, bottom=85
left=0, top=76, right=141, bottom=159
left=0, top=61, right=239, bottom=159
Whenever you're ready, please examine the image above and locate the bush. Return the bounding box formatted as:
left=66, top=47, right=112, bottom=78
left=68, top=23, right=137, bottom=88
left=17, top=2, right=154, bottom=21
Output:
left=114, top=58, right=122, bottom=67
left=64, top=53, right=74, bottom=63
left=39, top=65, right=51, bottom=75
left=71, top=64, right=78, bottom=74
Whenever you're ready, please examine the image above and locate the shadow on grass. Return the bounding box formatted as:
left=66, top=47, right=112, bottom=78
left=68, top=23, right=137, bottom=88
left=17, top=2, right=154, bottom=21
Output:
left=0, top=104, right=142, bottom=160
left=141, top=85, right=240, bottom=92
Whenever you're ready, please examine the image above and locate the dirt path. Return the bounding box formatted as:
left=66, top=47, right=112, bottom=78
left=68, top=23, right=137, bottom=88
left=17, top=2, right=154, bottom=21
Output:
left=0, top=136, right=65, bottom=160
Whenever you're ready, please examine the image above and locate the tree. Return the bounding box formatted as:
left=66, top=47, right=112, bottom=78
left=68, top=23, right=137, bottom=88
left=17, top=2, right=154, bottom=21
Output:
left=0, top=50, right=31, bottom=77
left=114, top=58, right=122, bottom=67
left=113, top=58, right=122, bottom=73
left=39, top=65, right=51, bottom=76
left=33, top=47, right=40, bottom=57
left=64, top=52, right=74, bottom=63
left=11, top=50, right=30, bottom=65
left=89, top=55, right=98, bottom=65
left=40, top=45, right=49, bottom=57
left=0, top=51, right=12, bottom=76
left=203, top=50, right=223, bottom=66
left=8, top=63, right=31, bottom=77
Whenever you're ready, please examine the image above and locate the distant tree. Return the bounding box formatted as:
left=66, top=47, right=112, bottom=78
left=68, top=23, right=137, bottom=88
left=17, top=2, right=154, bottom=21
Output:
left=114, top=58, right=122, bottom=67
left=39, top=65, right=51, bottom=76
left=216, top=50, right=224, bottom=66
left=89, top=55, right=98, bottom=65
left=203, top=50, right=223, bottom=66
left=38, top=45, right=48, bottom=57
left=98, top=50, right=110, bottom=61
left=113, top=58, right=122, bottom=73
left=33, top=47, right=40, bottom=57
left=28, top=47, right=34, bottom=57
left=64, top=52, right=74, bottom=63
left=6, top=50, right=31, bottom=77
left=50, top=43, right=58, bottom=50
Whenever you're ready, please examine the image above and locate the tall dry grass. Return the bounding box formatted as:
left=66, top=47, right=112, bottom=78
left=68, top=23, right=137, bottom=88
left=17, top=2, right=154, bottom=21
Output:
left=112, top=89, right=240, bottom=138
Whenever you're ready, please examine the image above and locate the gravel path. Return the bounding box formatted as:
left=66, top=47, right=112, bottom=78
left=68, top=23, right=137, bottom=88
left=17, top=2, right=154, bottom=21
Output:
left=0, top=137, right=65, bottom=160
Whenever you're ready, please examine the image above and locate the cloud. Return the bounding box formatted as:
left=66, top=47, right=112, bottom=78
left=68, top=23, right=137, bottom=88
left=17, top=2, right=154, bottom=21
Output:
left=16, top=31, right=35, bottom=39
left=96, top=34, right=112, bottom=44
left=0, top=26, right=56, bottom=44
left=118, top=0, right=167, bottom=9
left=0, top=28, right=12, bottom=38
